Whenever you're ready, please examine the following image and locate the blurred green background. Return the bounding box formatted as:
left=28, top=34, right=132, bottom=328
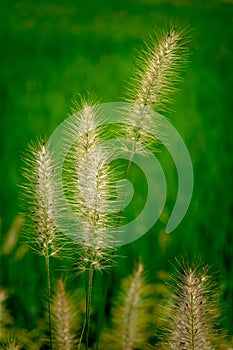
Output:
left=1, top=0, right=233, bottom=338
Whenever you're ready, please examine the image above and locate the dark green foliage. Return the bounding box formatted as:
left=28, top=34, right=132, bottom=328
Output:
left=0, top=0, right=232, bottom=339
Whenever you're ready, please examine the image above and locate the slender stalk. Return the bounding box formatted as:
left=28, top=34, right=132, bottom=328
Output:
left=85, top=264, right=94, bottom=350
left=45, top=252, right=52, bottom=350
left=95, top=270, right=110, bottom=350
left=77, top=261, right=94, bottom=350
left=116, top=160, right=133, bottom=229
left=78, top=318, right=86, bottom=350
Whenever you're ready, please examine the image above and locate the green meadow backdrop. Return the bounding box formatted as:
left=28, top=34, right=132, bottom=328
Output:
left=1, top=0, right=233, bottom=337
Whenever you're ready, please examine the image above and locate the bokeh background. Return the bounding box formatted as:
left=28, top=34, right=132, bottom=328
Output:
left=1, top=0, right=233, bottom=340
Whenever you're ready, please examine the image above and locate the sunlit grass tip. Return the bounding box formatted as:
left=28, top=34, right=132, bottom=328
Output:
left=122, top=24, right=191, bottom=153
left=63, top=97, right=119, bottom=272
left=21, top=140, right=60, bottom=257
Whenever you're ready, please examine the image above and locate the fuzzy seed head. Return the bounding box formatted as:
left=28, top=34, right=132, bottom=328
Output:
left=133, top=26, right=190, bottom=112
left=22, top=141, right=59, bottom=257
left=159, top=263, right=220, bottom=350
left=50, top=279, right=79, bottom=350
left=102, top=263, right=155, bottom=349
left=124, top=25, right=190, bottom=152
left=64, top=102, right=117, bottom=271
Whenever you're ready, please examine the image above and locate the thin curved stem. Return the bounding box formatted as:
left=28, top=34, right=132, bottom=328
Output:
left=95, top=270, right=110, bottom=350
left=85, top=265, right=94, bottom=350
left=115, top=142, right=136, bottom=231
left=78, top=317, right=86, bottom=350
left=45, top=252, right=52, bottom=350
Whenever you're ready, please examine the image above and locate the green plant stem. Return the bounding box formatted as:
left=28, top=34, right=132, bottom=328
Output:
left=45, top=252, right=53, bottom=350
left=95, top=271, right=110, bottom=350
left=78, top=318, right=86, bottom=350
left=85, top=264, right=94, bottom=350
left=117, top=118, right=152, bottom=231
left=116, top=150, right=134, bottom=231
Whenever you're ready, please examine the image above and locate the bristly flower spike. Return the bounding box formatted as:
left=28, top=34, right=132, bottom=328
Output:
left=132, top=25, right=190, bottom=111
left=158, top=261, right=220, bottom=350
left=101, top=262, right=155, bottom=350
left=64, top=97, right=118, bottom=272
left=123, top=24, right=191, bottom=153
left=50, top=279, right=79, bottom=350
left=22, top=140, right=59, bottom=257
